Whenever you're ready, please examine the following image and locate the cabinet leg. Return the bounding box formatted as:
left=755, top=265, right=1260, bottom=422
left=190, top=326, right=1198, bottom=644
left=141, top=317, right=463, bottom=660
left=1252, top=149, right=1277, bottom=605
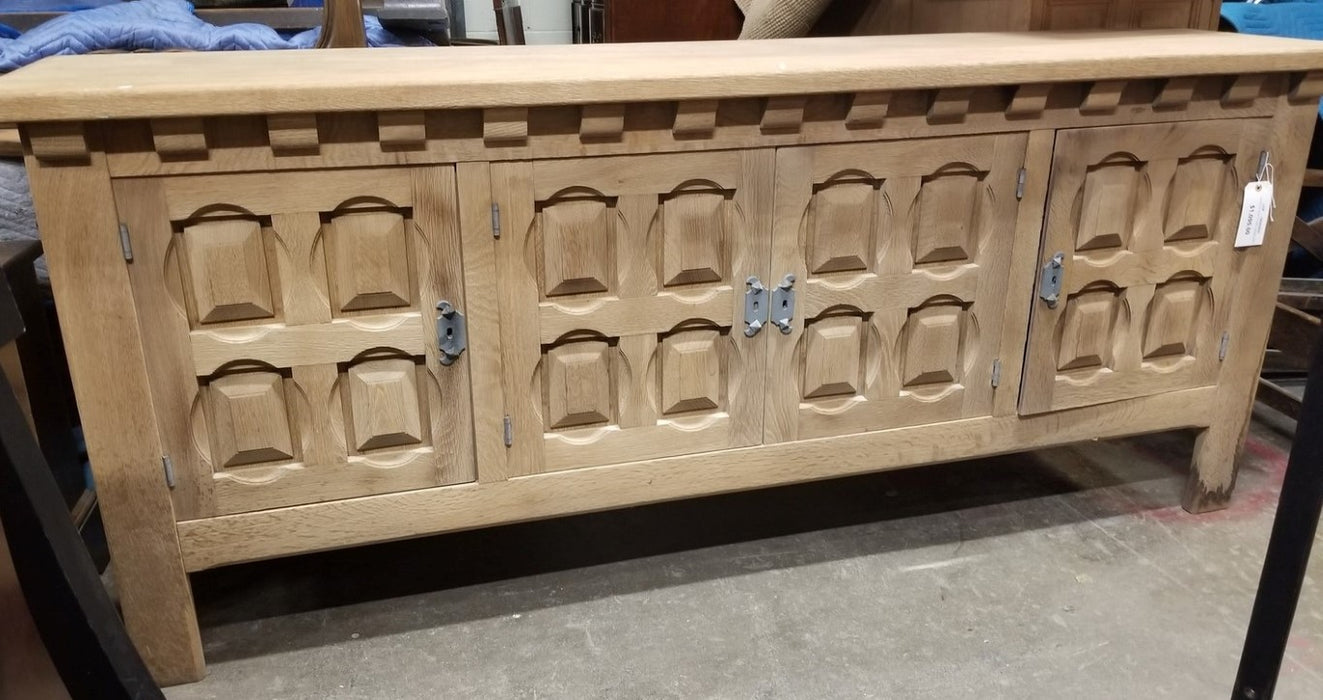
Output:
left=106, top=530, right=206, bottom=685
left=22, top=139, right=206, bottom=685
left=1184, top=420, right=1250, bottom=513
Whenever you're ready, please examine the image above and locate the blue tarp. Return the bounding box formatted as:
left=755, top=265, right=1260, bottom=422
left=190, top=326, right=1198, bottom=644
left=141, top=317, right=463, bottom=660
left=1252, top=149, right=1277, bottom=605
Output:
left=1222, top=1, right=1323, bottom=48
left=1220, top=2, right=1323, bottom=125
left=0, top=0, right=407, bottom=73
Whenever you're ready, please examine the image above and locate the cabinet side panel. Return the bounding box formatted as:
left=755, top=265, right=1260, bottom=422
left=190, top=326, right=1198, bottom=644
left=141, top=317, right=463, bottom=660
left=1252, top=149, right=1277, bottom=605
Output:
left=24, top=125, right=204, bottom=684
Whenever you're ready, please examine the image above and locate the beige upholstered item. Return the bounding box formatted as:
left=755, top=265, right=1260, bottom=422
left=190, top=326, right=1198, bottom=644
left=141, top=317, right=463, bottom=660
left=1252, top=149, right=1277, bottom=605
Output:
left=736, top=0, right=833, bottom=39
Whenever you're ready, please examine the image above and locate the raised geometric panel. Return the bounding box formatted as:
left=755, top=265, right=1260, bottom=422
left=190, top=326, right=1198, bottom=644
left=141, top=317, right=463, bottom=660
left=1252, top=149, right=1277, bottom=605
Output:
left=808, top=179, right=875, bottom=274
left=802, top=314, right=865, bottom=399
left=540, top=198, right=613, bottom=297
left=183, top=218, right=275, bottom=325
left=208, top=371, right=295, bottom=468
left=901, top=301, right=966, bottom=388
left=662, top=191, right=727, bottom=287
left=328, top=209, right=413, bottom=313
left=346, top=358, right=424, bottom=452
left=1075, top=160, right=1143, bottom=252
left=1143, top=277, right=1207, bottom=359
left=915, top=171, right=981, bottom=265
left=544, top=339, right=614, bottom=429
left=1056, top=287, right=1122, bottom=372
left=1164, top=153, right=1231, bottom=242
left=659, top=327, right=725, bottom=415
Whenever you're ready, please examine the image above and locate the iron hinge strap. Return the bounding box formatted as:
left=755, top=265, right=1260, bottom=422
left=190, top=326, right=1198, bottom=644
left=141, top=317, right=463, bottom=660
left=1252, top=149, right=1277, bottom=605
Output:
left=491, top=203, right=501, bottom=239
left=1219, top=331, right=1230, bottom=362
left=1015, top=168, right=1027, bottom=201
left=503, top=415, right=513, bottom=447
left=991, top=359, right=1002, bottom=388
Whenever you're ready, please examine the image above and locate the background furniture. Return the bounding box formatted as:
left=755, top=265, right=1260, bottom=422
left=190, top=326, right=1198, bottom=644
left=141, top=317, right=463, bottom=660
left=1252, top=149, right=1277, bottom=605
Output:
left=815, top=0, right=1222, bottom=34
left=0, top=30, right=1320, bottom=685
left=600, top=0, right=741, bottom=42
left=0, top=241, right=84, bottom=517
left=1259, top=275, right=1321, bottom=420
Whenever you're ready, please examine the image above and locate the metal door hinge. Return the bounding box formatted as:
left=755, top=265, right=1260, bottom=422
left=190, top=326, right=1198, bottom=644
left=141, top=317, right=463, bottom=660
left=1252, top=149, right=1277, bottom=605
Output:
left=503, top=415, right=513, bottom=447
left=436, top=301, right=468, bottom=365
left=1015, top=168, right=1027, bottom=201
left=491, top=203, right=501, bottom=239
left=744, top=276, right=768, bottom=337
left=770, top=274, right=796, bottom=334
left=118, top=223, right=134, bottom=262
left=1038, top=252, right=1065, bottom=308
left=991, top=359, right=1002, bottom=388
left=1219, top=331, right=1230, bottom=361
left=161, top=455, right=176, bottom=489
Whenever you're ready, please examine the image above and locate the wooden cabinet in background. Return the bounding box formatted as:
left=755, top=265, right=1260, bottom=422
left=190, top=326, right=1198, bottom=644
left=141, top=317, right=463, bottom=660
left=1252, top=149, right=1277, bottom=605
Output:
left=822, top=0, right=1222, bottom=34
left=601, top=0, right=743, bottom=42
left=1031, top=0, right=1221, bottom=30
left=0, top=31, right=1319, bottom=686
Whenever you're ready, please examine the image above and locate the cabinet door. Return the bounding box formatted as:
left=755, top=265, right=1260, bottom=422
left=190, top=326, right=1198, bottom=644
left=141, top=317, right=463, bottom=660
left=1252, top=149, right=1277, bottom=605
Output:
left=766, top=134, right=1033, bottom=442
left=116, top=167, right=475, bottom=518
left=1019, top=119, right=1270, bottom=415
left=493, top=150, right=773, bottom=476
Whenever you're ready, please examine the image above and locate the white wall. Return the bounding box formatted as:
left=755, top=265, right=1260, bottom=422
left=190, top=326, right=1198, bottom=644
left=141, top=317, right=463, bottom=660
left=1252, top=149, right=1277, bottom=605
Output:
left=463, top=0, right=574, bottom=44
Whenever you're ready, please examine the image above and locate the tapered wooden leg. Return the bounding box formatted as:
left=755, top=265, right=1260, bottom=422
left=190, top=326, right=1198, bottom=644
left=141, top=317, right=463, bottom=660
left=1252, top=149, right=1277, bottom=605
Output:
left=1185, top=420, right=1251, bottom=513
left=23, top=126, right=205, bottom=684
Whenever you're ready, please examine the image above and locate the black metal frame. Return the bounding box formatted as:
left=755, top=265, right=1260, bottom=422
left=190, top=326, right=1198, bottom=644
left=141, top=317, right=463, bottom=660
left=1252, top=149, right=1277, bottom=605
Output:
left=0, top=255, right=161, bottom=698
left=1233, top=333, right=1323, bottom=699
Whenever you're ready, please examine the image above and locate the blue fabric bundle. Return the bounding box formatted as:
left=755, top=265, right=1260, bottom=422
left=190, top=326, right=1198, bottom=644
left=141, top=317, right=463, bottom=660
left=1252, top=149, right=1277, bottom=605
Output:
left=0, top=0, right=406, bottom=73
left=1222, top=0, right=1323, bottom=45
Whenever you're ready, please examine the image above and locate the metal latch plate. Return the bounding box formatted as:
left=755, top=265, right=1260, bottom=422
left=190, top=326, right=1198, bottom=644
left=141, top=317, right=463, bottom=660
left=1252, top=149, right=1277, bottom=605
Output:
left=770, top=274, right=796, bottom=334
left=1039, top=252, right=1065, bottom=308
left=436, top=300, right=468, bottom=365
left=744, top=277, right=768, bottom=337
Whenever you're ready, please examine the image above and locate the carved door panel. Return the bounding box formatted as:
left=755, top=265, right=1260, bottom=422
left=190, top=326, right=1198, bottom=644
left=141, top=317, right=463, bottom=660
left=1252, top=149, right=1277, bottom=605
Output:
left=765, top=134, right=1034, bottom=443
left=1019, top=119, right=1271, bottom=415
left=116, top=168, right=475, bottom=519
left=492, top=150, right=773, bottom=476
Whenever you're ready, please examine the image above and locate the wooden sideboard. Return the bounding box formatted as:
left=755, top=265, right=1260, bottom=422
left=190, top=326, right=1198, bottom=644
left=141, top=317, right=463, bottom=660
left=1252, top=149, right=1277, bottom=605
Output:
left=0, top=30, right=1320, bottom=685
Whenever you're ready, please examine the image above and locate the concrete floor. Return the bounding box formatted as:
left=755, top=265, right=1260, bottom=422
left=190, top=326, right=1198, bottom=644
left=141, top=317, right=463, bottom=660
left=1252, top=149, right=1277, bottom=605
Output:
left=165, top=408, right=1323, bottom=699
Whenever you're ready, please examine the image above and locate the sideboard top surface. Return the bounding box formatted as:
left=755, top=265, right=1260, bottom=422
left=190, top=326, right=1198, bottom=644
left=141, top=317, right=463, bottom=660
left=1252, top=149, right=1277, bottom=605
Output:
left=2, top=30, right=1322, bottom=122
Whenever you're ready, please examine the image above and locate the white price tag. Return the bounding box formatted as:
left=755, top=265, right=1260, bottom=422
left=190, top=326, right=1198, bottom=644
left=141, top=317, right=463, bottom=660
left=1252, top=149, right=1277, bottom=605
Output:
left=1235, top=180, right=1274, bottom=248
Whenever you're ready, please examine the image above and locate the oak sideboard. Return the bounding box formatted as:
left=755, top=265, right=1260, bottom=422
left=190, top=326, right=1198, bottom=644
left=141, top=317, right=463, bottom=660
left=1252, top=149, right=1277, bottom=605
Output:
left=0, top=30, right=1320, bottom=684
